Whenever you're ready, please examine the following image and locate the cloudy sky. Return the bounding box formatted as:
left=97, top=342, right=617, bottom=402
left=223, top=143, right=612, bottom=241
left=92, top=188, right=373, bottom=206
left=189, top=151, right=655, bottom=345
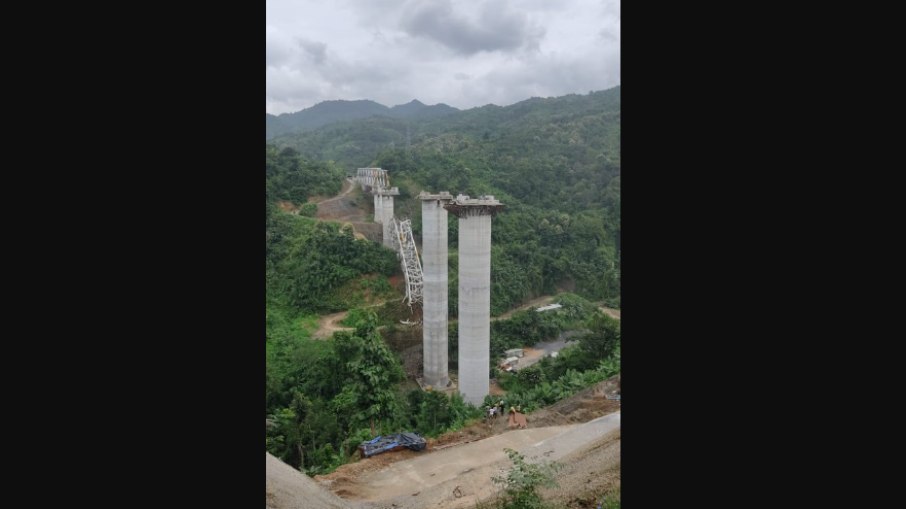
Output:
left=266, top=0, right=620, bottom=115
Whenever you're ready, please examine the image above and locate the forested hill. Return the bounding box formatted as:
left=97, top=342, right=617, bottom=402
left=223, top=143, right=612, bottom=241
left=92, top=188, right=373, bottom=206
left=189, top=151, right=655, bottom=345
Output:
left=266, top=99, right=459, bottom=139
left=269, top=86, right=621, bottom=313
left=270, top=87, right=620, bottom=184
left=377, top=87, right=620, bottom=214
left=265, top=89, right=622, bottom=476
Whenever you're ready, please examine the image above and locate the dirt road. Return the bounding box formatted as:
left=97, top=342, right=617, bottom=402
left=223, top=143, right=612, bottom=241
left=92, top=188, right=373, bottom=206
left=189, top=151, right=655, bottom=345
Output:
left=266, top=377, right=621, bottom=509
left=321, top=412, right=620, bottom=509
left=312, top=178, right=356, bottom=205
left=327, top=426, right=573, bottom=503
left=317, top=179, right=366, bottom=222
left=313, top=376, right=621, bottom=508
left=515, top=337, right=578, bottom=370
left=313, top=178, right=383, bottom=242
left=312, top=311, right=355, bottom=340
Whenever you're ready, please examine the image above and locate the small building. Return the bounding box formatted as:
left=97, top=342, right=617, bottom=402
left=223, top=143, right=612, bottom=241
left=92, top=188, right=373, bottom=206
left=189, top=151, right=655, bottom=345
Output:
left=505, top=348, right=525, bottom=358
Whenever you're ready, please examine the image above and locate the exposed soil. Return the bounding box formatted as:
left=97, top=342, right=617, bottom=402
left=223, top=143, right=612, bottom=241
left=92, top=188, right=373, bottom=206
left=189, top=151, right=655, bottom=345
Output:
left=541, top=428, right=621, bottom=509
left=313, top=311, right=354, bottom=340
left=314, top=375, right=621, bottom=506
left=266, top=375, right=620, bottom=509
left=312, top=178, right=357, bottom=207
left=513, top=346, right=545, bottom=369
left=311, top=299, right=402, bottom=340
left=277, top=200, right=300, bottom=214
left=599, top=307, right=621, bottom=320
left=316, top=179, right=366, bottom=222
left=313, top=179, right=384, bottom=243
left=488, top=379, right=506, bottom=396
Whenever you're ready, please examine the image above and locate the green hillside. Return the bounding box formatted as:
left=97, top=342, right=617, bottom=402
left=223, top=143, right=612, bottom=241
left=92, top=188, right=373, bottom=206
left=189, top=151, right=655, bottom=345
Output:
left=264, top=88, right=621, bottom=475
left=266, top=99, right=459, bottom=139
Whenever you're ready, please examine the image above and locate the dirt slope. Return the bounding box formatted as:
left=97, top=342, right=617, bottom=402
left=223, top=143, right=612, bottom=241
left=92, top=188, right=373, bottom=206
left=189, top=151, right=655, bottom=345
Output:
left=266, top=453, right=354, bottom=509
left=320, top=413, right=620, bottom=509
left=314, top=376, right=621, bottom=509
left=313, top=311, right=354, bottom=340
left=315, top=179, right=382, bottom=242
left=541, top=428, right=621, bottom=508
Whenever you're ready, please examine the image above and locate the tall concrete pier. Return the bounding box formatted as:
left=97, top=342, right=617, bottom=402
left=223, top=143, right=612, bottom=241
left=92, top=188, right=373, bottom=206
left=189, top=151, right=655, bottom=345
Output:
left=444, top=195, right=505, bottom=405
left=374, top=186, right=399, bottom=249
left=418, top=191, right=454, bottom=389
left=373, top=193, right=385, bottom=224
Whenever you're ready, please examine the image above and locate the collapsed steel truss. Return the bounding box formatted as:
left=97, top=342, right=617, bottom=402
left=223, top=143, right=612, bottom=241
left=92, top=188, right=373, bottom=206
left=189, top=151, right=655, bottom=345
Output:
left=390, top=218, right=424, bottom=307
left=356, top=170, right=423, bottom=308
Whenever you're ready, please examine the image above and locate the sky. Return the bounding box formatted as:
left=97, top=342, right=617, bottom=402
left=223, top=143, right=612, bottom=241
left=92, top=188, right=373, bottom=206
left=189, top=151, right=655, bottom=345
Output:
left=266, top=0, right=620, bottom=115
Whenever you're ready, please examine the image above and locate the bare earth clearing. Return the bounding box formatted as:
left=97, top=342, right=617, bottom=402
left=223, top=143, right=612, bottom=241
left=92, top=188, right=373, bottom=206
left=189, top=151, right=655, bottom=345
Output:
left=314, top=179, right=382, bottom=242
left=313, top=311, right=355, bottom=339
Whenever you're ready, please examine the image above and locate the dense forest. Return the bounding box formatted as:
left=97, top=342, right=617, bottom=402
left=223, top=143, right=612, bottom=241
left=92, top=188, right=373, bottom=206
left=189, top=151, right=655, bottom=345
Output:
left=274, top=87, right=621, bottom=313
left=265, top=87, right=621, bottom=475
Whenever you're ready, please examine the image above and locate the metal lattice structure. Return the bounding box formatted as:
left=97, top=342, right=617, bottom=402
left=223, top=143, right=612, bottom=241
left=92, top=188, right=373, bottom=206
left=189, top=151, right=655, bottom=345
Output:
left=355, top=167, right=389, bottom=191
left=391, top=218, right=424, bottom=307
left=357, top=172, right=423, bottom=307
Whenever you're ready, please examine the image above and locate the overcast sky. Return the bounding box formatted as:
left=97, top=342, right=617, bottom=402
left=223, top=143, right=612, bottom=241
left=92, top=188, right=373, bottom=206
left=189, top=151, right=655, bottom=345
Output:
left=266, top=0, right=620, bottom=115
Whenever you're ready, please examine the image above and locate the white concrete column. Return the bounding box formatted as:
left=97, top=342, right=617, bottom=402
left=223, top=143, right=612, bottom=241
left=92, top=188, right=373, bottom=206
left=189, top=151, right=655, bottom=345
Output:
left=419, top=192, right=453, bottom=388
left=457, top=213, right=491, bottom=405
left=445, top=195, right=503, bottom=406
left=374, top=194, right=383, bottom=224
left=382, top=195, right=394, bottom=248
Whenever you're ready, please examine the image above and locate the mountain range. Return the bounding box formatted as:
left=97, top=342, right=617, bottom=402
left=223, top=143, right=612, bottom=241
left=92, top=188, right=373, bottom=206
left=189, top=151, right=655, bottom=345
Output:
left=267, top=87, right=621, bottom=177
left=266, top=99, right=459, bottom=139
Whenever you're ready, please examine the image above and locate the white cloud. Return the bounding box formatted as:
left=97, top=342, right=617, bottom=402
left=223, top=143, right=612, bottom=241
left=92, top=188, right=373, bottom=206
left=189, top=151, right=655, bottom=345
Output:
left=265, top=0, right=620, bottom=114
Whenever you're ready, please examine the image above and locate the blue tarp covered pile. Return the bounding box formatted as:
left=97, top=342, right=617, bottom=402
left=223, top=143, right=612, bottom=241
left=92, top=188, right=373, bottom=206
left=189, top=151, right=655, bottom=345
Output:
left=359, top=432, right=427, bottom=458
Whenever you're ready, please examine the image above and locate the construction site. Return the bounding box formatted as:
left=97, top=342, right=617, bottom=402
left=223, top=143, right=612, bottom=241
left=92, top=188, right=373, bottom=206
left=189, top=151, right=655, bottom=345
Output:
left=267, top=375, right=621, bottom=509
left=353, top=168, right=508, bottom=406
left=267, top=167, right=621, bottom=509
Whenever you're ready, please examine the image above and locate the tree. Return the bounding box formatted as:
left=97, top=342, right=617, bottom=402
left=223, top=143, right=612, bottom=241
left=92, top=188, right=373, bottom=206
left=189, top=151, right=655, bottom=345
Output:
left=332, top=311, right=405, bottom=434
left=581, top=313, right=621, bottom=363
left=265, top=389, right=311, bottom=468
left=407, top=390, right=455, bottom=436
